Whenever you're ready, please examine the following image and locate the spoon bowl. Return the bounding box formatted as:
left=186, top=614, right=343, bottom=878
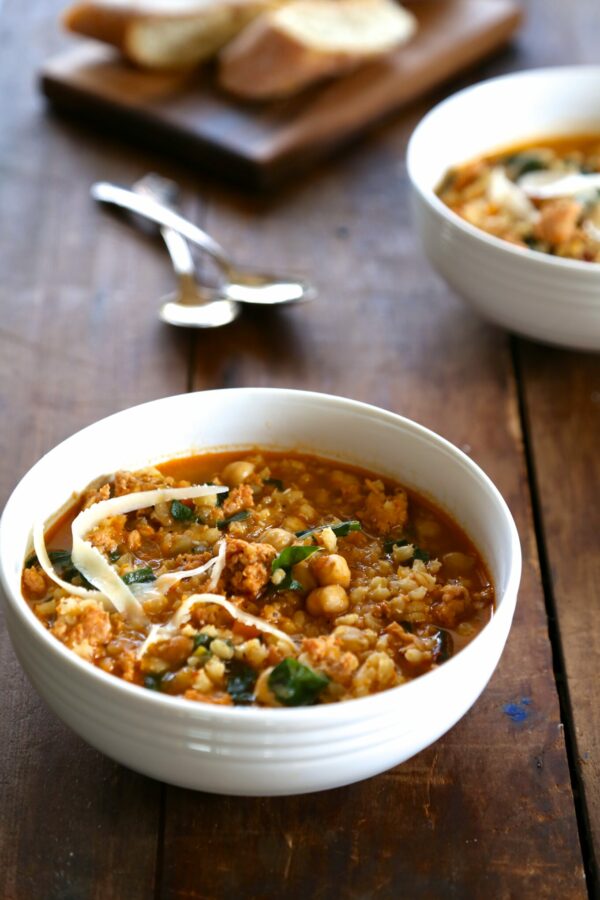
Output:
left=159, top=291, right=240, bottom=328
left=224, top=271, right=315, bottom=305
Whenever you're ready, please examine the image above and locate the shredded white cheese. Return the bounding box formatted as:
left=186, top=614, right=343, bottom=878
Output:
left=171, top=593, right=296, bottom=648
left=488, top=167, right=539, bottom=222
left=34, top=484, right=227, bottom=627
left=583, top=219, right=600, bottom=243
left=34, top=483, right=295, bottom=661
left=33, top=520, right=106, bottom=603
left=137, top=591, right=296, bottom=659
left=137, top=623, right=168, bottom=660
left=154, top=551, right=221, bottom=594
left=206, top=537, right=226, bottom=592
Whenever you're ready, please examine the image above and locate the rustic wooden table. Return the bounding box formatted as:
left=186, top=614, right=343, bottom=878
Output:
left=1, top=1, right=598, bottom=898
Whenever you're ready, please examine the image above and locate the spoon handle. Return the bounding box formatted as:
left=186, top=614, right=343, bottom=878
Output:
left=131, top=177, right=195, bottom=279
left=91, top=182, right=230, bottom=271
left=161, top=227, right=195, bottom=279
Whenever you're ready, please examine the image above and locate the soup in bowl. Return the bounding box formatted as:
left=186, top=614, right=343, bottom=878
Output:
left=0, top=389, right=521, bottom=795
left=407, top=66, right=600, bottom=350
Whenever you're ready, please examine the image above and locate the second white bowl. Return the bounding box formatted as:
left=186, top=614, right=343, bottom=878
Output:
left=407, top=66, right=600, bottom=351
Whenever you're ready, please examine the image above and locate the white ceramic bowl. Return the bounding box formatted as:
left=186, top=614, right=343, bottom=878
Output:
left=0, top=389, right=521, bottom=796
left=407, top=66, right=600, bottom=351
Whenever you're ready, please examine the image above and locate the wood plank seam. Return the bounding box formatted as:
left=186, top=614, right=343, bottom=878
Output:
left=511, top=336, right=598, bottom=899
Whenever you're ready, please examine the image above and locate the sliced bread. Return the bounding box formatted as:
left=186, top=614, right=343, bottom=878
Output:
left=219, top=0, right=418, bottom=100
left=63, top=0, right=281, bottom=70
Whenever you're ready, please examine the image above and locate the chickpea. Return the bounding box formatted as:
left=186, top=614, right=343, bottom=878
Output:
left=261, top=527, right=294, bottom=552
left=442, top=552, right=475, bottom=578
left=292, top=559, right=318, bottom=593
left=221, top=460, right=255, bottom=486
left=310, top=553, right=351, bottom=588
left=282, top=515, right=306, bottom=532
left=306, top=584, right=349, bottom=618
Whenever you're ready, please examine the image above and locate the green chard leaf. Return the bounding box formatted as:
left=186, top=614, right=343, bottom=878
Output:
left=504, top=153, right=547, bottom=178
left=193, top=633, right=213, bottom=652
left=216, top=509, right=250, bottom=530
left=48, top=550, right=73, bottom=568
left=272, top=544, right=321, bottom=572
left=384, top=538, right=430, bottom=566
left=108, top=549, right=121, bottom=562
left=270, top=545, right=321, bottom=593
left=433, top=629, right=454, bottom=663
left=170, top=499, right=195, bottom=522
left=268, top=658, right=329, bottom=707
left=413, top=547, right=431, bottom=563
left=143, top=674, right=163, bottom=692
left=27, top=549, right=95, bottom=589
left=122, top=566, right=156, bottom=585
left=295, top=520, right=361, bottom=540
left=264, top=477, right=284, bottom=491
left=226, top=661, right=257, bottom=705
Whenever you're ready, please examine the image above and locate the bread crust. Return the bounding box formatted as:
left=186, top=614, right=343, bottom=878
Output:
left=219, top=0, right=417, bottom=100
left=63, top=0, right=280, bottom=69
left=219, top=21, right=346, bottom=99
left=64, top=3, right=131, bottom=51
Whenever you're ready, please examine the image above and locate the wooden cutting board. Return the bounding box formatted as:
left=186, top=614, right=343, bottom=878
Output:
left=41, top=0, right=522, bottom=189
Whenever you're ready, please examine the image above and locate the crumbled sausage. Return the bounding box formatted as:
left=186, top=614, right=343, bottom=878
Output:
left=300, top=635, right=359, bottom=686
left=534, top=199, right=582, bottom=245
left=88, top=515, right=126, bottom=554
left=360, top=479, right=408, bottom=534
left=23, top=566, right=47, bottom=595
left=114, top=468, right=173, bottom=496
left=82, top=482, right=111, bottom=509
left=51, top=597, right=112, bottom=661
left=432, top=582, right=472, bottom=629
left=127, top=529, right=142, bottom=551
left=222, top=538, right=277, bottom=600
left=168, top=551, right=211, bottom=572
left=221, top=484, right=254, bottom=518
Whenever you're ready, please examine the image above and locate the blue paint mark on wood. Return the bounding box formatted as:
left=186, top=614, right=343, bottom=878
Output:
left=504, top=702, right=529, bottom=723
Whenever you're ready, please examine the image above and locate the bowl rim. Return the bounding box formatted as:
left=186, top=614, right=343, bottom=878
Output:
left=406, top=64, right=600, bottom=277
left=0, top=387, right=522, bottom=725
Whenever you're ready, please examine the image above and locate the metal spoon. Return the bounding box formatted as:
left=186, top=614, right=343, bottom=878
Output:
left=91, top=180, right=316, bottom=306
left=131, top=175, right=241, bottom=328
left=519, top=170, right=600, bottom=199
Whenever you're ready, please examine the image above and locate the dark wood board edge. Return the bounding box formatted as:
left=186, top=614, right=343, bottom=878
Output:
left=39, top=72, right=264, bottom=189
left=39, top=1, right=523, bottom=191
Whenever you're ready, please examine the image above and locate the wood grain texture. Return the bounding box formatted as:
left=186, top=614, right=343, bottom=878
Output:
left=511, top=0, right=600, bottom=890
left=39, top=0, right=521, bottom=188
left=518, top=345, right=600, bottom=884
left=0, top=2, right=195, bottom=897
left=0, top=0, right=597, bottom=897
left=159, top=52, right=583, bottom=900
